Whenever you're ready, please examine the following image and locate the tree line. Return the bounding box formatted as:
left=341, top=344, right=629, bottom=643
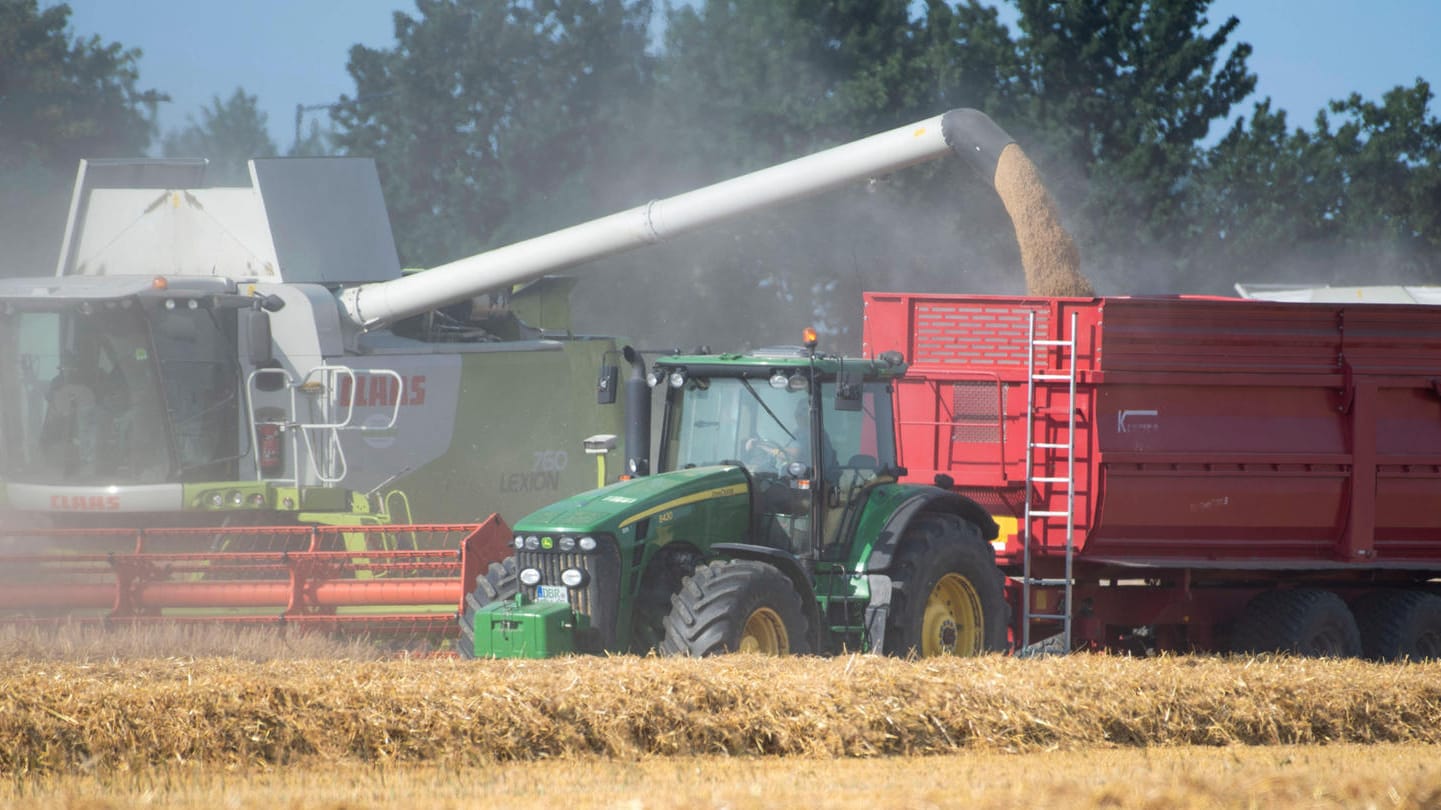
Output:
left=3, top=0, right=1438, bottom=350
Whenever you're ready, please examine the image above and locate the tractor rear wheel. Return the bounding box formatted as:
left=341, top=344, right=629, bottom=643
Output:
left=457, top=556, right=519, bottom=659
left=1229, top=589, right=1361, bottom=657
left=1353, top=589, right=1441, bottom=662
left=884, top=514, right=1007, bottom=657
left=659, top=559, right=811, bottom=656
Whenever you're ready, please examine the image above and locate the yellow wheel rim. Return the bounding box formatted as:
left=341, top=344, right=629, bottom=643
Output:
left=921, top=573, right=984, bottom=656
left=739, top=607, right=789, bottom=654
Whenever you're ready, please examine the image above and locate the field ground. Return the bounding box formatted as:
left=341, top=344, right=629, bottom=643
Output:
left=4, top=744, right=1440, bottom=809
left=4, top=627, right=1441, bottom=808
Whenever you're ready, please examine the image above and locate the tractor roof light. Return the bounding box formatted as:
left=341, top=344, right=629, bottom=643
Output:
left=802, top=326, right=819, bottom=350
left=768, top=371, right=789, bottom=390
left=668, top=369, right=687, bottom=389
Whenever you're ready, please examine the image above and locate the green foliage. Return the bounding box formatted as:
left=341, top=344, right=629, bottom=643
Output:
left=314, top=0, right=1438, bottom=347
left=1191, top=81, right=1441, bottom=288
left=160, top=88, right=279, bottom=186
left=330, top=0, right=655, bottom=268
left=0, top=0, right=164, bottom=277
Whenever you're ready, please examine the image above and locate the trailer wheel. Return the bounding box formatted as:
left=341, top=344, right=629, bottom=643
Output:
left=659, top=559, right=811, bottom=656
left=1352, top=590, right=1441, bottom=662
left=884, top=514, right=1007, bottom=657
left=457, top=556, right=519, bottom=659
left=1229, top=589, right=1362, bottom=658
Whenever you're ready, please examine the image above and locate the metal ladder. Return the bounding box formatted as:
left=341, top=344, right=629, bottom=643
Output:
left=1020, top=309, right=1079, bottom=654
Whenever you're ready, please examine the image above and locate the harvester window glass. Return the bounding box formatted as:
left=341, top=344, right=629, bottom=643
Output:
left=0, top=308, right=169, bottom=483
left=150, top=307, right=239, bottom=479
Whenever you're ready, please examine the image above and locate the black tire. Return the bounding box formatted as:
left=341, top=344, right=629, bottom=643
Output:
left=1353, top=590, right=1441, bottom=662
left=1229, top=589, right=1362, bottom=657
left=659, top=559, right=811, bottom=656
left=883, top=513, right=1008, bottom=657
left=457, top=556, right=520, bottom=659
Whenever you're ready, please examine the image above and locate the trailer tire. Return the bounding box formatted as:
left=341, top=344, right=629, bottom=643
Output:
left=1229, top=589, right=1361, bottom=658
left=659, top=559, right=811, bottom=656
left=1352, top=590, right=1441, bottom=662
left=457, top=556, right=520, bottom=659
left=884, top=513, right=1007, bottom=657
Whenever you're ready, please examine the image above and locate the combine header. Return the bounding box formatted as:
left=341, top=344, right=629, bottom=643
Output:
left=0, top=518, right=511, bottom=638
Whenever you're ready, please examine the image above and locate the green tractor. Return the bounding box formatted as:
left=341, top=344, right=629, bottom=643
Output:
left=460, top=333, right=1009, bottom=657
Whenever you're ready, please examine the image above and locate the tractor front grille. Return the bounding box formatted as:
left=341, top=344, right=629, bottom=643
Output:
left=516, top=537, right=621, bottom=650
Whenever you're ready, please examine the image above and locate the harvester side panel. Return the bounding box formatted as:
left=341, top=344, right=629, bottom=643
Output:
left=864, top=293, right=1441, bottom=572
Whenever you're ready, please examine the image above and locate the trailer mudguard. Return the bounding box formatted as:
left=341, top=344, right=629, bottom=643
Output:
left=861, top=486, right=998, bottom=573
left=711, top=542, right=824, bottom=652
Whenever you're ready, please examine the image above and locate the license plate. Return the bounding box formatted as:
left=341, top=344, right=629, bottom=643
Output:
left=536, top=585, right=569, bottom=603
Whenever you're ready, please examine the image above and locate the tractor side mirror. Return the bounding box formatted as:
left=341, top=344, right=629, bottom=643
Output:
left=596, top=361, right=618, bottom=404
left=835, top=368, right=863, bottom=412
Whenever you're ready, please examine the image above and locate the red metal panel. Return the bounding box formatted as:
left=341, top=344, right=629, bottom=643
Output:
left=863, top=291, right=1441, bottom=571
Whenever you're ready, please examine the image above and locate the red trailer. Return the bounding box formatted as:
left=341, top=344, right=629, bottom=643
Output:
left=864, top=292, right=1441, bottom=658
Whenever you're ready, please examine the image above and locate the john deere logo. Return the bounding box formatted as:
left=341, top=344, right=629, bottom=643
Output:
left=542, top=536, right=554, bottom=550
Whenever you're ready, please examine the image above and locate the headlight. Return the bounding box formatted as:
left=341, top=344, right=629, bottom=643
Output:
left=205, top=491, right=224, bottom=508
left=578, top=536, right=598, bottom=552
left=518, top=568, right=542, bottom=587
left=558, top=536, right=576, bottom=552
left=524, top=535, right=540, bottom=551
left=560, top=568, right=587, bottom=588
left=514, top=535, right=526, bottom=549
left=228, top=490, right=244, bottom=507
left=247, top=493, right=266, bottom=507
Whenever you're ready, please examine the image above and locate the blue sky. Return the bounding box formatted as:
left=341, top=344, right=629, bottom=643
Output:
left=57, top=0, right=1441, bottom=153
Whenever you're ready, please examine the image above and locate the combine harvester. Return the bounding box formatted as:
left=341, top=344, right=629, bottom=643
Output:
left=0, top=109, right=1038, bottom=641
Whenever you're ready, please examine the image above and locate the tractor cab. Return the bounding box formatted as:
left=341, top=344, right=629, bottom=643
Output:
left=650, top=340, right=907, bottom=563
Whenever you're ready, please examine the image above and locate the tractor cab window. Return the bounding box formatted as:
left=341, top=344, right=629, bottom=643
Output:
left=663, top=376, right=808, bottom=477
left=660, top=372, right=898, bottom=557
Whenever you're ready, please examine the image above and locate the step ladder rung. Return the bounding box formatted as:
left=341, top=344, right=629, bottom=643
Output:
left=1032, top=374, right=1074, bottom=381
left=1029, top=613, right=1069, bottom=622
left=1021, top=578, right=1072, bottom=587
left=1031, top=476, right=1071, bottom=483
left=1031, top=442, right=1070, bottom=450
left=1028, top=510, right=1070, bottom=518
left=1031, top=339, right=1074, bottom=347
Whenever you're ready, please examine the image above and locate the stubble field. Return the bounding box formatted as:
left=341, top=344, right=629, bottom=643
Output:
left=2, top=626, right=1439, bottom=808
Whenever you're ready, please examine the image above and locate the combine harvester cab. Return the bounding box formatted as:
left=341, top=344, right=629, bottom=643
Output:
left=0, top=158, right=628, bottom=635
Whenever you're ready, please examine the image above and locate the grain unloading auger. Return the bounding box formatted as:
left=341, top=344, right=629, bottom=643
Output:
left=0, top=109, right=1064, bottom=639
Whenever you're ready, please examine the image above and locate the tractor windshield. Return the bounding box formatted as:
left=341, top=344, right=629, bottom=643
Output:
left=662, top=376, right=897, bottom=477
left=0, top=303, right=240, bottom=485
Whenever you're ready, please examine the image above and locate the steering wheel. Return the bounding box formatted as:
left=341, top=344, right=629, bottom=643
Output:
left=740, top=438, right=787, bottom=473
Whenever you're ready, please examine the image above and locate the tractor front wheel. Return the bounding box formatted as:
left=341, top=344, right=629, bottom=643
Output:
left=458, top=556, right=520, bottom=659
left=884, top=514, right=1008, bottom=657
left=659, top=559, right=811, bottom=656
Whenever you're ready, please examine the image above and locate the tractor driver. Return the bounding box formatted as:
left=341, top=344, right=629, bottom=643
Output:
left=742, top=395, right=834, bottom=477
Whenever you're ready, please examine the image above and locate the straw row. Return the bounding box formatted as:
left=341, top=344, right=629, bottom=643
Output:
left=4, top=653, right=1440, bottom=775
